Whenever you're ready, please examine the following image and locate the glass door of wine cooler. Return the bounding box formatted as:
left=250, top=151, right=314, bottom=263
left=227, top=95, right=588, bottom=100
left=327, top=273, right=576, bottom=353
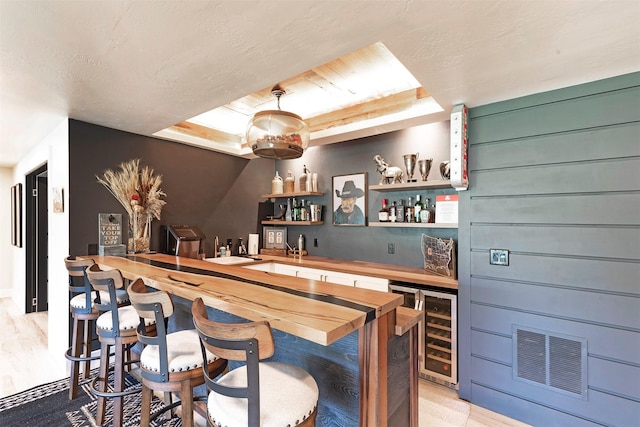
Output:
left=421, top=290, right=457, bottom=388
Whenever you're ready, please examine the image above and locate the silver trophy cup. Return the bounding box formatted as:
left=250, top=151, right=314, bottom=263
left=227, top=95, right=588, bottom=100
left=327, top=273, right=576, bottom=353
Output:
left=403, top=152, right=419, bottom=182
left=418, top=159, right=433, bottom=181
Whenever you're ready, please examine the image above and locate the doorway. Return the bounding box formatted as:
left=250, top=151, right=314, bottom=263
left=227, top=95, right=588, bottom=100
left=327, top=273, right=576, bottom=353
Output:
left=25, top=163, right=48, bottom=313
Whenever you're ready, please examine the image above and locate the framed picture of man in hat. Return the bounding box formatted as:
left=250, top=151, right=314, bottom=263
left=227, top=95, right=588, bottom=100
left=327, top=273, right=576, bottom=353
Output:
left=332, top=172, right=367, bottom=226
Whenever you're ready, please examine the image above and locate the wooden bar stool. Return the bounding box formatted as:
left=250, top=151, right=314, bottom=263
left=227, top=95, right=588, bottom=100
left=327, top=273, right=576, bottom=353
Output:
left=191, top=297, right=318, bottom=427
left=86, top=264, right=155, bottom=427
left=64, top=256, right=101, bottom=400
left=127, top=279, right=228, bottom=427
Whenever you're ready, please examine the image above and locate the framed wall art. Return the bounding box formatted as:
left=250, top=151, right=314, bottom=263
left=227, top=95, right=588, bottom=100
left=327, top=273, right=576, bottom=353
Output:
left=52, top=186, right=64, bottom=213
left=11, top=183, right=22, bottom=247
left=332, top=172, right=367, bottom=226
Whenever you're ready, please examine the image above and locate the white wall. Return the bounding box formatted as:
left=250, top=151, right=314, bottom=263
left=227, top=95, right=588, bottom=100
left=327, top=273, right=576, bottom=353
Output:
left=12, top=118, right=70, bottom=373
left=0, top=167, right=13, bottom=298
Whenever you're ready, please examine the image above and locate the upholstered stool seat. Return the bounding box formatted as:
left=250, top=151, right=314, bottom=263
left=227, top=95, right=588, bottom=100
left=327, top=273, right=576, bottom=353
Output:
left=208, top=361, right=318, bottom=427
left=70, top=289, right=128, bottom=310
left=96, top=305, right=154, bottom=332
left=139, top=329, right=219, bottom=374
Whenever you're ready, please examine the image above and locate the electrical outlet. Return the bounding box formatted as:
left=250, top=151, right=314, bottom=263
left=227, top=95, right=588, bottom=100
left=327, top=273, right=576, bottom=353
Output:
left=314, top=238, right=318, bottom=247
left=490, top=249, right=509, bottom=266
left=388, top=243, right=395, bottom=254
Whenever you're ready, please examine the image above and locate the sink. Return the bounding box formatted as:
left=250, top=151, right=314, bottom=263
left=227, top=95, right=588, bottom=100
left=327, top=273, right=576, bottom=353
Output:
left=204, top=256, right=256, bottom=265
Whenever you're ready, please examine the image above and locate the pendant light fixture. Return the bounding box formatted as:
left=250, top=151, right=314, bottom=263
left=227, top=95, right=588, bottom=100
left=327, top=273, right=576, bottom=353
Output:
left=247, top=84, right=309, bottom=160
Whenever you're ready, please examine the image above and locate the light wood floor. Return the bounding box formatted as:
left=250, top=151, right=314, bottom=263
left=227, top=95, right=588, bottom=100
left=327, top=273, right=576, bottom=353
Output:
left=0, top=297, right=529, bottom=426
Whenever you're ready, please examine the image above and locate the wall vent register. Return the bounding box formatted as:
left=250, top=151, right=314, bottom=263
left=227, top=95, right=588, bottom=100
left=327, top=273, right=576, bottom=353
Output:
left=512, top=325, right=588, bottom=400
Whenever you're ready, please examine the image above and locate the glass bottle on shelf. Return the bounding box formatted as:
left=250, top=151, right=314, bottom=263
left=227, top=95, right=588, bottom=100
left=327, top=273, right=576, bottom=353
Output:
left=420, top=197, right=431, bottom=223
left=300, top=199, right=308, bottom=221
left=389, top=201, right=397, bottom=222
left=396, top=199, right=405, bottom=223
left=429, top=201, right=436, bottom=223
left=284, top=170, right=295, bottom=193
left=378, top=198, right=390, bottom=222
left=285, top=198, right=293, bottom=221
left=271, top=171, right=283, bottom=194
left=292, top=197, right=299, bottom=221
left=406, top=197, right=414, bottom=223
left=414, top=194, right=423, bottom=223
left=299, top=165, right=308, bottom=193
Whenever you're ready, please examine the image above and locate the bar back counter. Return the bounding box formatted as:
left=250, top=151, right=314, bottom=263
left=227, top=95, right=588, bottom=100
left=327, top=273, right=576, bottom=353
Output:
left=94, top=254, right=422, bottom=426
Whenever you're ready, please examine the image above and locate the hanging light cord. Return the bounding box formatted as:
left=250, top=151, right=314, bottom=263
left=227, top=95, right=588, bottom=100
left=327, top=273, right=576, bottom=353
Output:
left=272, top=85, right=285, bottom=111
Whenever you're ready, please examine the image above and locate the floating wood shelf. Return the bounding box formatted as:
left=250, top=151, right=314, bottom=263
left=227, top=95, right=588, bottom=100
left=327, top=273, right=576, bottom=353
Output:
left=261, top=220, right=324, bottom=226
left=368, top=180, right=452, bottom=191
left=261, top=191, right=324, bottom=199
left=368, top=222, right=457, bottom=229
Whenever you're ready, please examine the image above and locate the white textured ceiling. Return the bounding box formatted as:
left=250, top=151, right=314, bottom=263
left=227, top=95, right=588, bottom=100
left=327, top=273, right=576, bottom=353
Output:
left=1, top=0, right=639, bottom=167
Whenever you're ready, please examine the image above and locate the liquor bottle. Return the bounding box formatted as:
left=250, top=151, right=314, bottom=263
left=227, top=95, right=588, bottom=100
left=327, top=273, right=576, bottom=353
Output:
left=292, top=197, right=299, bottom=221
left=299, top=199, right=308, bottom=221
left=429, top=201, right=436, bottom=223
left=396, top=199, right=405, bottom=223
left=285, top=197, right=293, bottom=221
left=378, top=198, right=390, bottom=222
left=420, top=197, right=431, bottom=223
left=389, top=201, right=397, bottom=222
left=406, top=197, right=414, bottom=223
left=414, top=194, right=423, bottom=223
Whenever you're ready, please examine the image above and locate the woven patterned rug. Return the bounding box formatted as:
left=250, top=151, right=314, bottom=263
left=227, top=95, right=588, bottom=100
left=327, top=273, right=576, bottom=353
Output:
left=0, top=369, right=183, bottom=427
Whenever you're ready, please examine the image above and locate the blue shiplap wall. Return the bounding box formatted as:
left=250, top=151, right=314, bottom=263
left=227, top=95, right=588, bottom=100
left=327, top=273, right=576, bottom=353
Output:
left=458, top=72, right=640, bottom=426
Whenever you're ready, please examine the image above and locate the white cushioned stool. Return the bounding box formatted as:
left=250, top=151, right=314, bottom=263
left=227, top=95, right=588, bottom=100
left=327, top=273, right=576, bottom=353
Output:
left=87, top=264, right=155, bottom=427
left=192, top=297, right=318, bottom=427
left=64, top=256, right=102, bottom=400
left=128, top=279, right=227, bottom=427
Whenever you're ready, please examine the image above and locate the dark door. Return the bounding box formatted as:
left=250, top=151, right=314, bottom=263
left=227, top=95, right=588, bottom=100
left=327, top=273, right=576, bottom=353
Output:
left=25, top=163, right=48, bottom=313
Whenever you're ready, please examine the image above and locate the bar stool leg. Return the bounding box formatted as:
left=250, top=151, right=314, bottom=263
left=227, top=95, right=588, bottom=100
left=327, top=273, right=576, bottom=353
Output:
left=68, top=316, right=82, bottom=400
left=112, top=337, right=125, bottom=427
left=181, top=380, right=194, bottom=427
left=82, top=318, right=92, bottom=379
left=96, top=341, right=110, bottom=426
left=140, top=386, right=153, bottom=427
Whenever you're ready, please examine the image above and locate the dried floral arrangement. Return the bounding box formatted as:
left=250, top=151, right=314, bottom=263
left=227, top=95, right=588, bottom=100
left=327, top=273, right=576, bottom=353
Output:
left=96, top=159, right=166, bottom=252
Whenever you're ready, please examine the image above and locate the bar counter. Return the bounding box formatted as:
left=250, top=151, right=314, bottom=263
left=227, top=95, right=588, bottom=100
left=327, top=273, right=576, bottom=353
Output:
left=94, top=254, right=422, bottom=426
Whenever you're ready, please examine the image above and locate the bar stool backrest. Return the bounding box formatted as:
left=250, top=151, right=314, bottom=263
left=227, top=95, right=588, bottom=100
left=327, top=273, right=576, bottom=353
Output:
left=86, top=264, right=126, bottom=338
left=191, top=297, right=275, bottom=426
left=126, top=279, right=174, bottom=383
left=64, top=256, right=96, bottom=314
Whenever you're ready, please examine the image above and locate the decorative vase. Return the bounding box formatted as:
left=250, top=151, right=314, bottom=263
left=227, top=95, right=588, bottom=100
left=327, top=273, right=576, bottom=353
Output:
left=128, top=212, right=151, bottom=253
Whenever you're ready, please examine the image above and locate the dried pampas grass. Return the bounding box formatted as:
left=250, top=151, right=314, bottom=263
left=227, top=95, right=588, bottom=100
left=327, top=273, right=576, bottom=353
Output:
left=96, top=159, right=166, bottom=251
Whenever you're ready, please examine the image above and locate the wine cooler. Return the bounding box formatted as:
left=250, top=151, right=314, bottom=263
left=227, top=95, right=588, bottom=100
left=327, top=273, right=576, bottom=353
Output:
left=421, top=290, right=457, bottom=389
left=389, top=282, right=458, bottom=389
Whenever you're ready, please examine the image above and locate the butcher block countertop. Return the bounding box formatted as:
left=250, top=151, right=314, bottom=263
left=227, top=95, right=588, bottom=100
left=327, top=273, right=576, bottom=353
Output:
left=93, top=254, right=403, bottom=346
left=253, top=254, right=458, bottom=290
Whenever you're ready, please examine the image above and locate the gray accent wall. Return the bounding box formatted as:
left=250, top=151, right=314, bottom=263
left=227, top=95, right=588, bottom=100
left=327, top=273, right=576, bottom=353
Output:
left=458, top=72, right=640, bottom=426
left=68, top=120, right=274, bottom=257
left=275, top=120, right=456, bottom=267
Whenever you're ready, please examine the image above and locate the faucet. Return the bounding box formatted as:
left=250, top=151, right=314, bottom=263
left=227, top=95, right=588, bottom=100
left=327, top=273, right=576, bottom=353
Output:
left=214, top=236, right=219, bottom=257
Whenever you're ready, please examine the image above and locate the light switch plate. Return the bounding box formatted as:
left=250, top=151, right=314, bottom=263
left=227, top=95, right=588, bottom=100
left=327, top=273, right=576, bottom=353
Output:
left=490, top=249, right=509, bottom=266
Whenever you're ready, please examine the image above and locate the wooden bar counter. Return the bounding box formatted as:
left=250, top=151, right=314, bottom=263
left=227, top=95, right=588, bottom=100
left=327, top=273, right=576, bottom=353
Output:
left=94, top=254, right=423, bottom=426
